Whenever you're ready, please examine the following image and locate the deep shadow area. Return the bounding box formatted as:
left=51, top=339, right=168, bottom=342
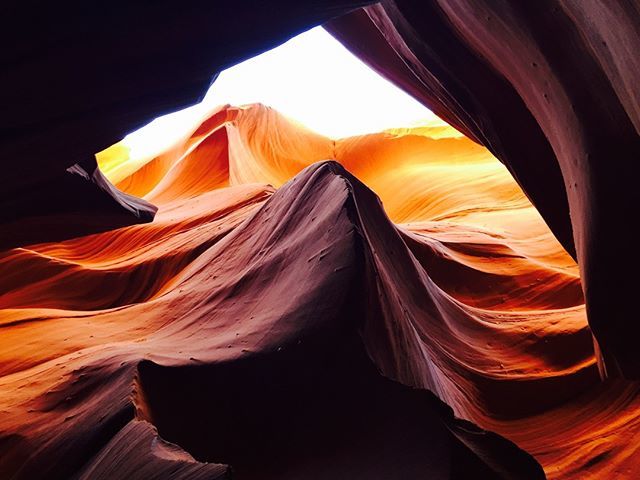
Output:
left=137, top=324, right=542, bottom=479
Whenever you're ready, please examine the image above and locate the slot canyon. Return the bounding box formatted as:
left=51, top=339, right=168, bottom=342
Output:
left=2, top=2, right=640, bottom=479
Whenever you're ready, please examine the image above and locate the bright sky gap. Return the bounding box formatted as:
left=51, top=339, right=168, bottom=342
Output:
left=123, top=26, right=435, bottom=160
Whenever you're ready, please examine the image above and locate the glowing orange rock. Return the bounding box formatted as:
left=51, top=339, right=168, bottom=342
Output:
left=3, top=103, right=630, bottom=480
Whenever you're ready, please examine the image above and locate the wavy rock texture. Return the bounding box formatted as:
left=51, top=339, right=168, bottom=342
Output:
left=4, top=0, right=639, bottom=381
left=0, top=0, right=372, bottom=252
left=2, top=103, right=635, bottom=479
left=3, top=2, right=639, bottom=479
left=0, top=103, right=567, bottom=479
left=326, top=1, right=640, bottom=378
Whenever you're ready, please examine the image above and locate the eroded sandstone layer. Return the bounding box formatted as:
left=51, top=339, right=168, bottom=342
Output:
left=4, top=1, right=639, bottom=379
left=0, top=105, right=555, bottom=479
left=327, top=1, right=640, bottom=378
left=3, top=103, right=638, bottom=479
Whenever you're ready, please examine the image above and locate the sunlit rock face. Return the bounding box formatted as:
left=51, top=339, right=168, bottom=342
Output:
left=3, top=101, right=633, bottom=480
left=327, top=1, right=640, bottom=380
left=0, top=103, right=572, bottom=480
left=5, top=1, right=639, bottom=383
left=3, top=102, right=640, bottom=480
left=3, top=2, right=640, bottom=479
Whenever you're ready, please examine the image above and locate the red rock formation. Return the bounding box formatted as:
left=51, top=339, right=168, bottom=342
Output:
left=326, top=1, right=640, bottom=378
left=0, top=1, right=369, bottom=248
left=5, top=103, right=629, bottom=479
left=4, top=1, right=638, bottom=377
left=0, top=106, right=550, bottom=479
left=3, top=2, right=640, bottom=478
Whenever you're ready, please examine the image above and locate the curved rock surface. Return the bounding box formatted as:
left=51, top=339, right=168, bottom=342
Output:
left=326, top=1, right=640, bottom=377
left=3, top=2, right=640, bottom=474
left=0, top=105, right=554, bottom=478
left=4, top=0, right=639, bottom=380
left=4, top=103, right=638, bottom=478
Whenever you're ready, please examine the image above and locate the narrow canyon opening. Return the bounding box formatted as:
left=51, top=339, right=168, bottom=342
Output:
left=89, top=24, right=589, bottom=476
left=4, top=3, right=639, bottom=479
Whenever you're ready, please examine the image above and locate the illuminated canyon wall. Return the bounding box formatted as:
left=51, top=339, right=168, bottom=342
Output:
left=3, top=103, right=639, bottom=478
left=2, top=104, right=555, bottom=479
left=4, top=1, right=638, bottom=378
left=327, top=1, right=640, bottom=378
left=2, top=1, right=640, bottom=479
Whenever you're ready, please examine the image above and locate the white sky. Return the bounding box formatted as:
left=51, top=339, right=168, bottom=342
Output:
left=124, top=26, right=434, bottom=159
